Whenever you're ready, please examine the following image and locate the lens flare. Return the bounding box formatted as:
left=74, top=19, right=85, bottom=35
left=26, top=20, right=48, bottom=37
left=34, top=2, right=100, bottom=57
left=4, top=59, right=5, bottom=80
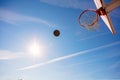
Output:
left=28, top=38, right=45, bottom=58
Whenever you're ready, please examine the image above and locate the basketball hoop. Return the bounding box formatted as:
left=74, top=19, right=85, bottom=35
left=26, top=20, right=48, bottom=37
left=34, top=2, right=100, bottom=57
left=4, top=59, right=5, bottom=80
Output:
left=78, top=8, right=107, bottom=31
left=78, top=0, right=120, bottom=34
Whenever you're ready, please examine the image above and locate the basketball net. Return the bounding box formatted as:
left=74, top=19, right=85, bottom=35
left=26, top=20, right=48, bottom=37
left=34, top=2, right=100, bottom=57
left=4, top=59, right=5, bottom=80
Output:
left=85, top=22, right=99, bottom=31
left=78, top=9, right=99, bottom=31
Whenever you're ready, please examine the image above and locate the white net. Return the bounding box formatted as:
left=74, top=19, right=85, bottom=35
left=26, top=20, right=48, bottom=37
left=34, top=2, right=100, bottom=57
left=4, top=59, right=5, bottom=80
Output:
left=85, top=22, right=99, bottom=31
left=78, top=9, right=99, bottom=31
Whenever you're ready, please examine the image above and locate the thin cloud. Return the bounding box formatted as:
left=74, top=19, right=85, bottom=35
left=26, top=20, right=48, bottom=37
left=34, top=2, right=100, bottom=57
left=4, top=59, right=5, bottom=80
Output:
left=77, top=28, right=120, bottom=41
left=40, top=0, right=94, bottom=9
left=0, top=50, right=22, bottom=60
left=80, top=32, right=110, bottom=41
left=109, top=60, right=120, bottom=69
left=0, top=9, right=57, bottom=27
left=18, top=41, right=120, bottom=70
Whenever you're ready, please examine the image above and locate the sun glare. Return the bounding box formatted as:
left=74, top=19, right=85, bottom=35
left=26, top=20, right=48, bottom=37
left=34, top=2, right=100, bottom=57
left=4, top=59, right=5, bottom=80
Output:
left=28, top=39, right=45, bottom=58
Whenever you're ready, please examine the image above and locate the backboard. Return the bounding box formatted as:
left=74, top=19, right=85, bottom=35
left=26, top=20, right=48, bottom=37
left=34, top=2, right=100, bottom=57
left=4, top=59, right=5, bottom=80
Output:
left=93, top=0, right=116, bottom=34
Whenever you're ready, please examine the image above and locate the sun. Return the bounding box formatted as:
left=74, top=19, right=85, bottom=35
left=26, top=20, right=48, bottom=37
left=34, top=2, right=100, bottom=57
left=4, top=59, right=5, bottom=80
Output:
left=27, top=39, right=45, bottom=58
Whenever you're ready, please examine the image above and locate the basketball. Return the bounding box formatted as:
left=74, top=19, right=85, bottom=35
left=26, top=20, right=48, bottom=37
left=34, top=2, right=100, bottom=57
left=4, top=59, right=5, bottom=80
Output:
left=53, top=30, right=60, bottom=37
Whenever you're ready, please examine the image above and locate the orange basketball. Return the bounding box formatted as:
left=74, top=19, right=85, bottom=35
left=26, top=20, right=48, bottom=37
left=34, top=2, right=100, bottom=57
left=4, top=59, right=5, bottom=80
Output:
left=53, top=30, right=60, bottom=37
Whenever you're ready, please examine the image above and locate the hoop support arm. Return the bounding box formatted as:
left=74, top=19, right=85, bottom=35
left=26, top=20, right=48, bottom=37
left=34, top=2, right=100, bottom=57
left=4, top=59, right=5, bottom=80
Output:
left=105, top=0, right=120, bottom=13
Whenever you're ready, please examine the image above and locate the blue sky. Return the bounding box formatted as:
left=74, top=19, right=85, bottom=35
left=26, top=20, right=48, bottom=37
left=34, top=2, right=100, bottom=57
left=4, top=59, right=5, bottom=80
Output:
left=0, top=0, right=120, bottom=80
